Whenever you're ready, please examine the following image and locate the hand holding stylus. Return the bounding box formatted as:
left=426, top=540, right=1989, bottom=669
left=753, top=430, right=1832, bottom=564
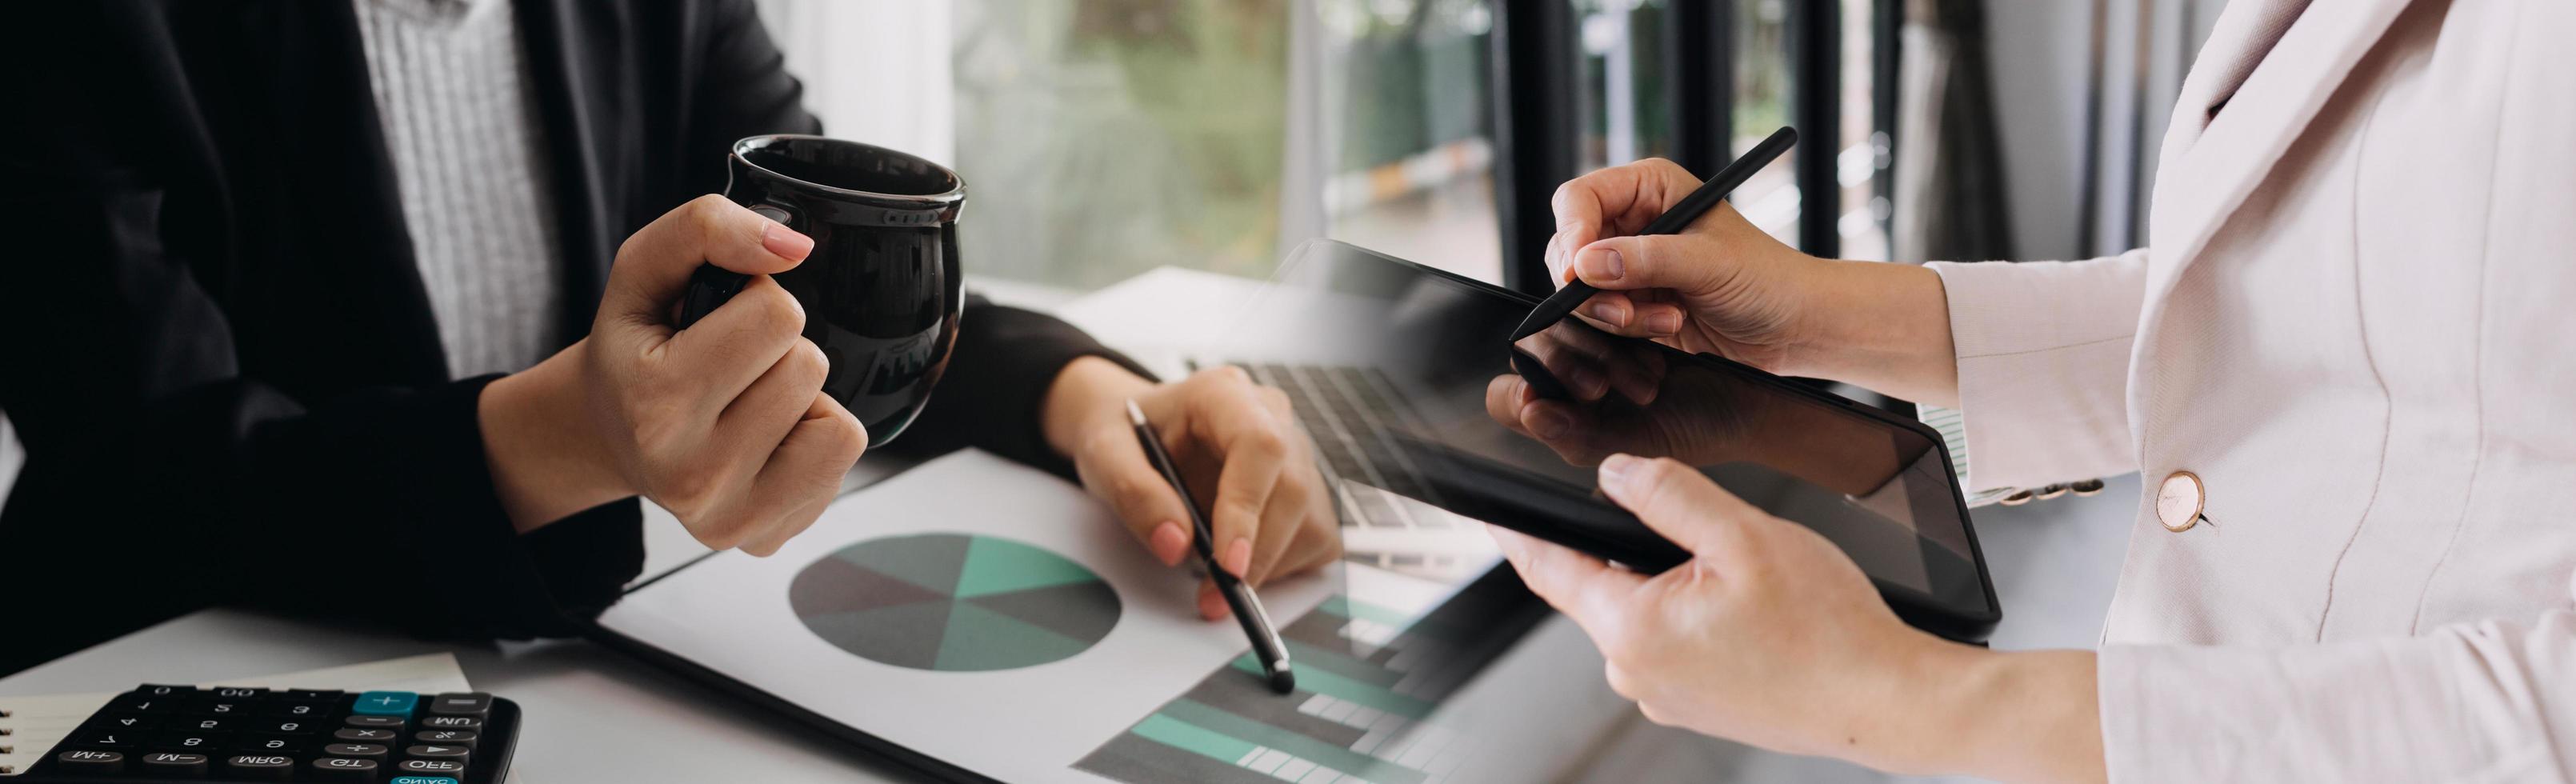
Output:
left=1538, top=161, right=1814, bottom=367
left=1043, top=362, right=1340, bottom=621
left=1537, top=155, right=1963, bottom=408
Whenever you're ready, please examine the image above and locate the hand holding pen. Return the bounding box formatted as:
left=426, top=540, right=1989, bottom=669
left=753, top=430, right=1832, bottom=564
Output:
left=1128, top=400, right=1298, bottom=694
left=1514, top=126, right=1797, bottom=342
left=1496, top=125, right=1967, bottom=414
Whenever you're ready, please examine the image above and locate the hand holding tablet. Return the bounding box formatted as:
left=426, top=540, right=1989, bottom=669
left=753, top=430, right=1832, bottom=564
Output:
left=1229, top=241, right=1999, bottom=643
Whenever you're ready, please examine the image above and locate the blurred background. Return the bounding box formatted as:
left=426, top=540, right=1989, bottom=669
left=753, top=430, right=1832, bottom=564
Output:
left=0, top=2, right=2239, bottom=779
left=0, top=0, right=2233, bottom=649
left=746, top=0, right=2226, bottom=298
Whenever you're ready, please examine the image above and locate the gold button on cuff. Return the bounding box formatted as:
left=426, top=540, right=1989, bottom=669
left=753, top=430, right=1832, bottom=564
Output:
left=1998, top=489, right=2035, bottom=506
left=2155, top=470, right=2206, bottom=532
left=2069, top=478, right=2106, bottom=497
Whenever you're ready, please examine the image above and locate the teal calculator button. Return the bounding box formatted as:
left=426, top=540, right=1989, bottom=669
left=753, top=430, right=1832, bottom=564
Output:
left=353, top=690, right=419, bottom=715
left=390, top=778, right=461, bottom=784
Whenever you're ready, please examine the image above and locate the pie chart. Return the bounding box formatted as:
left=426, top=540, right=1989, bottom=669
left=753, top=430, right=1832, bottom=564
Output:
left=789, top=533, right=1122, bottom=672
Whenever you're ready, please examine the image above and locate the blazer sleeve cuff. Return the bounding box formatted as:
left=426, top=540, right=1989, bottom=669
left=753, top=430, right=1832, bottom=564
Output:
left=2098, top=612, right=2576, bottom=782
left=1926, top=251, right=2151, bottom=492
left=900, top=302, right=1154, bottom=479
left=402, top=375, right=645, bottom=639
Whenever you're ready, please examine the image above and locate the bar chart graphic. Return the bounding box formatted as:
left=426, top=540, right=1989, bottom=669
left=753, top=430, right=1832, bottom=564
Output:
left=789, top=533, right=1122, bottom=672
left=1075, top=572, right=1545, bottom=784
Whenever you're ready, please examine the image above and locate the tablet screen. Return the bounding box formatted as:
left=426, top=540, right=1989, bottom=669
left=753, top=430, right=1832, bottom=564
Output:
left=1220, top=241, right=1992, bottom=619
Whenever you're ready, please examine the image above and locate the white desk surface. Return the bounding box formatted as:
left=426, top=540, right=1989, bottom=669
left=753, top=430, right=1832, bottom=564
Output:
left=0, top=267, right=2142, bottom=783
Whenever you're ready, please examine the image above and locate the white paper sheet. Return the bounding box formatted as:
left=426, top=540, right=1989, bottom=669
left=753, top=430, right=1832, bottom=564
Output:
left=598, top=449, right=1339, bottom=783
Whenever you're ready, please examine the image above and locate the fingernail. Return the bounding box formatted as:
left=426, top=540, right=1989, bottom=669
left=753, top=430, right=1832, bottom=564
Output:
left=1581, top=248, right=1625, bottom=282
left=1222, top=538, right=1252, bottom=578
left=1198, top=582, right=1231, bottom=619
left=1599, top=454, right=1641, bottom=495
left=761, top=222, right=814, bottom=261
left=1589, top=302, right=1628, bottom=326
left=1646, top=310, right=1682, bottom=334
left=1149, top=522, right=1189, bottom=567
left=1530, top=406, right=1572, bottom=440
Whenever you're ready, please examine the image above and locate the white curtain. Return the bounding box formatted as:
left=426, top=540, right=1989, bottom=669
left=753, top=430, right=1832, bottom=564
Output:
left=750, top=0, right=956, bottom=166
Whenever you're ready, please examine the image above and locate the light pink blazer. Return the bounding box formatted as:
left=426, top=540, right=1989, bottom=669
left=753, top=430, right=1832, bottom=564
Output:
left=1926, top=0, right=2576, bottom=779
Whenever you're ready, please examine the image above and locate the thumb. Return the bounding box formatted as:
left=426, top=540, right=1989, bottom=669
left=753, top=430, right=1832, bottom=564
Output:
left=1074, top=423, right=1199, bottom=568
left=1570, top=231, right=1730, bottom=297
left=602, top=194, right=813, bottom=324
left=1595, top=454, right=1762, bottom=563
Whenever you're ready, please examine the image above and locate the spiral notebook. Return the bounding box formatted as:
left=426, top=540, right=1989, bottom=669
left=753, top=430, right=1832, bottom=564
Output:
left=0, top=653, right=473, bottom=775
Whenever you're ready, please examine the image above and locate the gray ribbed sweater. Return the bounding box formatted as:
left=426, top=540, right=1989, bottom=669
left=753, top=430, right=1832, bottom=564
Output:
left=353, top=0, right=562, bottom=378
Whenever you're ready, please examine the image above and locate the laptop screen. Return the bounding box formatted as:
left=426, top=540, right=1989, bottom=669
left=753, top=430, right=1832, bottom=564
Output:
left=1214, top=240, right=1994, bottom=622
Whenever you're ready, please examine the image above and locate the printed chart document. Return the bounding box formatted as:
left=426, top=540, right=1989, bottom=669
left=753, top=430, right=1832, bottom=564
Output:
left=598, top=449, right=1566, bottom=784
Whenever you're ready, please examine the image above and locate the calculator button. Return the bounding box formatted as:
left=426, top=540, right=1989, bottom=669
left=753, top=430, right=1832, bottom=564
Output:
left=107, top=694, right=173, bottom=714
left=96, top=714, right=154, bottom=730
left=151, top=731, right=228, bottom=751
left=190, top=700, right=250, bottom=716
left=345, top=714, right=407, bottom=728
left=396, top=758, right=467, bottom=776
left=326, top=742, right=391, bottom=760
left=54, top=750, right=125, bottom=774
left=417, top=714, right=481, bottom=730
left=336, top=727, right=400, bottom=743
left=234, top=733, right=306, bottom=754
left=224, top=754, right=296, bottom=780
left=425, top=692, right=490, bottom=717
left=311, top=755, right=382, bottom=781
left=209, top=687, right=266, bottom=699
left=180, top=717, right=234, bottom=732
left=390, top=778, right=463, bottom=784
left=138, top=751, right=210, bottom=775
left=137, top=684, right=199, bottom=698
left=251, top=718, right=319, bottom=734
left=67, top=729, right=142, bottom=748
left=414, top=729, right=478, bottom=750
left=354, top=691, right=419, bottom=716
left=281, top=689, right=346, bottom=702
left=266, top=701, right=333, bottom=718
left=405, top=743, right=470, bottom=765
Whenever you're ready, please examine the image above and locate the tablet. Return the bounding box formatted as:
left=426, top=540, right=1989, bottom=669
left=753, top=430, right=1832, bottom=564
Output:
left=1217, top=240, right=2000, bottom=642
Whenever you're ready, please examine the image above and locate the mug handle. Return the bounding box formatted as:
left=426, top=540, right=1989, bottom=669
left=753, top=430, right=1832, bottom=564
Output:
left=675, top=202, right=798, bottom=329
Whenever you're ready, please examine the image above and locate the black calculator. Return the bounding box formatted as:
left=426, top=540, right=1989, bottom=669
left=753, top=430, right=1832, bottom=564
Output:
left=17, top=685, right=517, bottom=782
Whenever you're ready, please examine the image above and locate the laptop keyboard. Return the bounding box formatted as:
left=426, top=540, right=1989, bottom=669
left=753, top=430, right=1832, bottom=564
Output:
left=1241, top=363, right=1448, bottom=530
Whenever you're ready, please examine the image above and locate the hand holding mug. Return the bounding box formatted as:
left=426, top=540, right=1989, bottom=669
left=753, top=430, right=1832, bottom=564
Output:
left=480, top=195, right=868, bottom=554
left=588, top=197, right=868, bottom=555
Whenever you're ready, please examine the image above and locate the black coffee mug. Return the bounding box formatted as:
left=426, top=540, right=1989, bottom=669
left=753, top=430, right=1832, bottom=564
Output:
left=676, top=135, right=966, bottom=445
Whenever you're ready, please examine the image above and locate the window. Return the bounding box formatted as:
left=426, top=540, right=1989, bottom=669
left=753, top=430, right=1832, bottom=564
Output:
left=1312, top=0, right=1505, bottom=284
left=951, top=1, right=1293, bottom=291
left=754, top=0, right=1890, bottom=294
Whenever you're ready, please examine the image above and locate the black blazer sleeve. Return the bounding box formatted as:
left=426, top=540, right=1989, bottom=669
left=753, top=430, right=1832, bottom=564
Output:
left=674, top=0, right=1154, bottom=476
left=0, top=160, right=642, bottom=677
left=0, top=2, right=640, bottom=676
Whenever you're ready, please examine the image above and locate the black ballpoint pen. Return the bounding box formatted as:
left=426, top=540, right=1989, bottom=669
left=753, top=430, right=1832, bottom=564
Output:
left=1126, top=400, right=1297, bottom=694
left=1508, top=126, right=1801, bottom=342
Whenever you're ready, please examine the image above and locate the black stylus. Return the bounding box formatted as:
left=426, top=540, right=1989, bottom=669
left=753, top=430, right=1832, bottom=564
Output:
left=1507, top=126, right=1800, bottom=342
left=1126, top=400, right=1296, bottom=694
